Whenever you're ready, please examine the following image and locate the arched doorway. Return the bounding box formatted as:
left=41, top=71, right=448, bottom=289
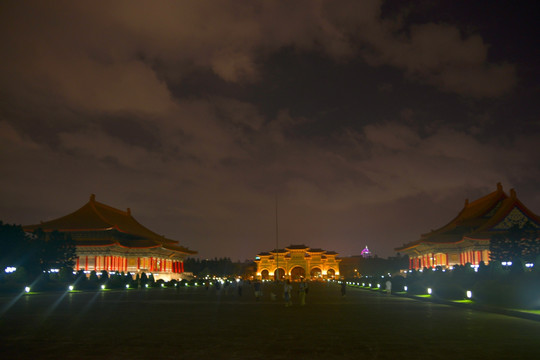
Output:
left=327, top=269, right=336, bottom=279
left=261, top=269, right=269, bottom=280
left=274, top=268, right=285, bottom=281
left=290, top=266, right=306, bottom=280
left=310, top=267, right=322, bottom=279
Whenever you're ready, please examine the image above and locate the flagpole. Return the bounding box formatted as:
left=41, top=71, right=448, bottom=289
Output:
left=275, top=194, right=279, bottom=282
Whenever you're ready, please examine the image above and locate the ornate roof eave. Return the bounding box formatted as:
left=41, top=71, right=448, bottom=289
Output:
left=419, top=183, right=507, bottom=239
left=23, top=194, right=196, bottom=254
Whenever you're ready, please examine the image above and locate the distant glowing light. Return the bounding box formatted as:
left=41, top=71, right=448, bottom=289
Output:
left=101, top=285, right=105, bottom=290
left=525, top=263, right=534, bottom=268
left=25, top=286, right=30, bottom=293
left=69, top=285, right=74, bottom=291
left=466, top=290, right=472, bottom=299
left=5, top=267, right=16, bottom=273
left=404, top=286, right=408, bottom=292
left=145, top=284, right=149, bottom=288
left=125, top=284, right=129, bottom=289
left=427, top=288, right=432, bottom=295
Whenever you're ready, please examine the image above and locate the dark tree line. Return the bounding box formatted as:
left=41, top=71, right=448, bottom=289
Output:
left=340, top=253, right=409, bottom=278
left=0, top=221, right=76, bottom=280
left=183, top=257, right=255, bottom=277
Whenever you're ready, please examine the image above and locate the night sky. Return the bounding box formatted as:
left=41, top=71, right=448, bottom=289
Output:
left=1, top=1, right=538, bottom=261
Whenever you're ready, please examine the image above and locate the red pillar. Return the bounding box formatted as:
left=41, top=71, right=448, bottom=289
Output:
left=137, top=257, right=140, bottom=271
left=76, top=257, right=80, bottom=271
left=85, top=256, right=88, bottom=271
left=150, top=257, right=153, bottom=272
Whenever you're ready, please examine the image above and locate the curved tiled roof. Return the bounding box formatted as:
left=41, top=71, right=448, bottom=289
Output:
left=396, top=184, right=540, bottom=252
left=24, top=194, right=196, bottom=254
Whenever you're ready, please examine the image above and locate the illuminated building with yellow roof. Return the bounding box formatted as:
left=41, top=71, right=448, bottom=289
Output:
left=23, top=194, right=196, bottom=281
left=255, top=244, right=341, bottom=280
left=396, top=183, right=540, bottom=270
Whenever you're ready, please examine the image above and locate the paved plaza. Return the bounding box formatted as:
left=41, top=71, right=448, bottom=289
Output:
left=1, top=282, right=540, bottom=359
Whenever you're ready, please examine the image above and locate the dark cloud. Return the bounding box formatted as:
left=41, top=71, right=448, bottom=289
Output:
left=0, top=1, right=538, bottom=260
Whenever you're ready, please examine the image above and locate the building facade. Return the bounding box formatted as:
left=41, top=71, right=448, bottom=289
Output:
left=396, top=183, right=540, bottom=270
left=255, top=244, right=341, bottom=280
left=24, top=194, right=196, bottom=281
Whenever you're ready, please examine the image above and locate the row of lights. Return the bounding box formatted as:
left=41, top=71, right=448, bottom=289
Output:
left=402, top=286, right=472, bottom=299
left=24, top=278, right=243, bottom=293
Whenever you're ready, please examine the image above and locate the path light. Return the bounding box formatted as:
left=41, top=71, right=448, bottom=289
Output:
left=377, top=284, right=381, bottom=288
left=125, top=284, right=129, bottom=289
left=69, top=285, right=74, bottom=291
left=101, top=285, right=105, bottom=290
left=145, top=284, right=149, bottom=288
left=25, top=286, right=30, bottom=293
left=427, top=288, right=432, bottom=295
left=466, top=290, right=472, bottom=299
left=404, top=286, right=408, bottom=292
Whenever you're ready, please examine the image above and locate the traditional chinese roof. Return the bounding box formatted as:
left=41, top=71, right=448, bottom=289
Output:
left=269, top=248, right=288, bottom=254
left=396, top=183, right=540, bottom=252
left=24, top=194, right=196, bottom=254
left=286, top=244, right=309, bottom=250
left=261, top=246, right=338, bottom=258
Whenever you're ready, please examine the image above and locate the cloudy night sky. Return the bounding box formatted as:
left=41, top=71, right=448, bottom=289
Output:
left=1, top=1, right=538, bottom=261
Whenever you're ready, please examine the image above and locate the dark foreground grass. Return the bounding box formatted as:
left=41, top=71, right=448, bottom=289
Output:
left=2, top=282, right=540, bottom=359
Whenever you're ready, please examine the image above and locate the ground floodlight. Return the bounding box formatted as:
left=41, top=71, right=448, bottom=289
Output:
left=25, top=286, right=30, bottom=293
left=466, top=290, right=472, bottom=299
left=145, top=284, right=149, bottom=288
left=427, top=288, right=432, bottom=295
left=125, top=284, right=129, bottom=289
left=161, top=283, right=164, bottom=288
left=69, top=285, right=74, bottom=291
left=404, top=286, right=408, bottom=292
left=101, top=285, right=105, bottom=290
left=377, top=284, right=381, bottom=288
